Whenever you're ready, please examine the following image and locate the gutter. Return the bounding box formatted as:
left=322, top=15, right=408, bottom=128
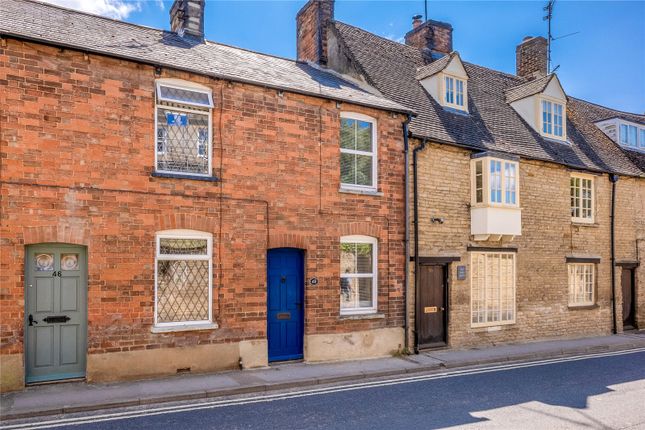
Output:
left=412, top=138, right=429, bottom=353
left=609, top=173, right=619, bottom=334
left=402, top=114, right=412, bottom=352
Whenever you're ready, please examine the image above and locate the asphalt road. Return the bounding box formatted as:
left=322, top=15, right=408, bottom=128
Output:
left=5, top=349, right=645, bottom=430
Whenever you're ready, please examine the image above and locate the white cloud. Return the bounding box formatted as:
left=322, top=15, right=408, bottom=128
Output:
left=39, top=0, right=143, bottom=20
left=383, top=33, right=405, bottom=44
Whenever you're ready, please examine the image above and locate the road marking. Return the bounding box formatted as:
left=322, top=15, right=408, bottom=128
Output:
left=3, top=347, right=645, bottom=430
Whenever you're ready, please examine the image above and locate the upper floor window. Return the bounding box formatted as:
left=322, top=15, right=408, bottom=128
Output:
left=570, top=174, right=594, bottom=223
left=155, top=79, right=214, bottom=177
left=340, top=113, right=377, bottom=191
left=619, top=123, right=645, bottom=150
left=155, top=230, right=213, bottom=328
left=541, top=99, right=565, bottom=139
left=444, top=75, right=466, bottom=110
left=471, top=156, right=519, bottom=207
left=340, top=235, right=378, bottom=315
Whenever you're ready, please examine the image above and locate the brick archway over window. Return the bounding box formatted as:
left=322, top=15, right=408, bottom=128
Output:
left=156, top=214, right=218, bottom=233
left=269, top=233, right=311, bottom=250
left=22, top=225, right=90, bottom=245
left=337, top=222, right=383, bottom=240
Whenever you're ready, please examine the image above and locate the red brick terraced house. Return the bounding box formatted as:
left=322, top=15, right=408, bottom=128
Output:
left=0, top=0, right=415, bottom=391
left=295, top=0, right=645, bottom=350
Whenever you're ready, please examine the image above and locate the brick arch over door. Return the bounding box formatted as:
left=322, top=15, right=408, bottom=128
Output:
left=268, top=233, right=312, bottom=250
left=22, top=225, right=90, bottom=246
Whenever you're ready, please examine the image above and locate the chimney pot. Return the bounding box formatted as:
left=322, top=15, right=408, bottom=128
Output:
left=412, top=15, right=423, bottom=29
left=404, top=18, right=453, bottom=56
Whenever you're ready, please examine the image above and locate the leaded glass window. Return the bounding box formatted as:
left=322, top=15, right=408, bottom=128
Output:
left=340, top=114, right=376, bottom=190
left=340, top=236, right=377, bottom=314
left=155, top=231, right=212, bottom=326
left=155, top=81, right=213, bottom=176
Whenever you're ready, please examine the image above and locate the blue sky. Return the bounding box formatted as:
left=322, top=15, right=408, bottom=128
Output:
left=47, top=1, right=645, bottom=113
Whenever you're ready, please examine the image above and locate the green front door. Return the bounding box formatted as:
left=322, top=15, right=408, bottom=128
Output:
left=25, top=244, right=87, bottom=383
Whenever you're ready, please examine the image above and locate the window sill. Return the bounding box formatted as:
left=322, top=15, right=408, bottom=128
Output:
left=571, top=221, right=598, bottom=228
left=151, top=171, right=219, bottom=182
left=470, top=321, right=516, bottom=331
left=568, top=304, right=598, bottom=310
left=339, top=312, right=384, bottom=320
left=151, top=322, right=219, bottom=333
left=339, top=187, right=383, bottom=197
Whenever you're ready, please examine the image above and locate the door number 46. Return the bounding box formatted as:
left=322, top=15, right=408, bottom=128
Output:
left=51, top=271, right=62, bottom=277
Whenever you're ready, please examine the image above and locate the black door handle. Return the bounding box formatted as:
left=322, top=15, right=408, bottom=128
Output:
left=28, top=314, right=38, bottom=326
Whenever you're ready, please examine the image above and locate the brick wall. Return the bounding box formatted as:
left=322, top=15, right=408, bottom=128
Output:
left=0, top=39, right=406, bottom=377
left=409, top=141, right=644, bottom=349
left=296, top=0, right=334, bottom=64
left=515, top=36, right=548, bottom=79
left=404, top=20, right=453, bottom=56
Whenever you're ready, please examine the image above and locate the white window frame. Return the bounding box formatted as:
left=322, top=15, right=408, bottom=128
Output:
left=340, top=235, right=378, bottom=315
left=619, top=122, right=645, bottom=150
left=154, top=229, right=213, bottom=328
left=442, top=73, right=467, bottom=111
left=339, top=112, right=378, bottom=192
left=470, top=157, right=520, bottom=208
left=470, top=252, right=516, bottom=328
left=570, top=173, right=594, bottom=224
left=154, top=79, right=213, bottom=177
left=568, top=263, right=595, bottom=307
left=539, top=96, right=567, bottom=141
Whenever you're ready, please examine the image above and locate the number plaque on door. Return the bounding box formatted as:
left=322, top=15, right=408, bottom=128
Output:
left=424, top=306, right=438, bottom=313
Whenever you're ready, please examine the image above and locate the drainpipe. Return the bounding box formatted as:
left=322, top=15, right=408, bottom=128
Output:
left=402, top=115, right=412, bottom=352
left=412, top=138, right=428, bottom=353
left=609, top=173, right=619, bottom=334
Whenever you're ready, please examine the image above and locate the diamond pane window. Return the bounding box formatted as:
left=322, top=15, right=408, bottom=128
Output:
left=340, top=114, right=377, bottom=190
left=157, top=84, right=213, bottom=108
left=155, top=80, right=213, bottom=176
left=340, top=236, right=377, bottom=314
left=155, top=232, right=212, bottom=326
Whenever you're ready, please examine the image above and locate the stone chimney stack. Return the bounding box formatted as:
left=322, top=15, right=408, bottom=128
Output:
left=296, top=0, right=335, bottom=65
left=516, top=36, right=548, bottom=79
left=170, top=0, right=205, bottom=40
left=404, top=17, right=453, bottom=56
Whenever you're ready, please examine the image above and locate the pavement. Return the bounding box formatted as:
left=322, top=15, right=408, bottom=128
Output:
left=2, top=332, right=645, bottom=422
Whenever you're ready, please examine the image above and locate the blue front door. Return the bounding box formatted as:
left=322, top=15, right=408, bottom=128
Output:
left=267, top=248, right=304, bottom=362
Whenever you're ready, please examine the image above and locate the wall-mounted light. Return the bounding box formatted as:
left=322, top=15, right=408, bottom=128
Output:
left=336, top=101, right=342, bottom=109
left=154, top=66, right=162, bottom=76
left=277, top=90, right=284, bottom=98
left=431, top=217, right=445, bottom=224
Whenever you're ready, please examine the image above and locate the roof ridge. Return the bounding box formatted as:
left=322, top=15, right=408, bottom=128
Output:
left=569, top=96, right=645, bottom=118
left=20, top=0, right=306, bottom=67
left=504, top=73, right=553, bottom=93
left=333, top=20, right=419, bottom=52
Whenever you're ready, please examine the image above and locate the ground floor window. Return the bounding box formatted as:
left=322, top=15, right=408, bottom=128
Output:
left=471, top=252, right=515, bottom=327
left=340, top=235, right=378, bottom=314
left=155, top=230, right=212, bottom=327
left=568, top=263, right=595, bottom=306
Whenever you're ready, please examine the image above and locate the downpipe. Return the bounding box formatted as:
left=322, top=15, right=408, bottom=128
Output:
left=610, top=173, right=619, bottom=334
left=402, top=114, right=412, bottom=352
left=412, top=138, right=428, bottom=353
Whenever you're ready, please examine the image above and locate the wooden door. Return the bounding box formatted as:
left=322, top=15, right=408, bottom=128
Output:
left=25, top=244, right=87, bottom=383
left=622, top=268, right=636, bottom=329
left=417, top=264, right=447, bottom=348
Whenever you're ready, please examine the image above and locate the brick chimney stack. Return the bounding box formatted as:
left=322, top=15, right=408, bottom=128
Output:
left=170, top=0, right=205, bottom=40
left=404, top=17, right=453, bottom=57
left=296, top=0, right=335, bottom=65
left=516, top=36, right=548, bottom=79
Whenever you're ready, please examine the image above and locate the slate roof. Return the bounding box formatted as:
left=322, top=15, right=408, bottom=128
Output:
left=0, top=0, right=412, bottom=115
left=331, top=20, right=644, bottom=177
left=505, top=74, right=554, bottom=104
left=415, top=52, right=455, bottom=80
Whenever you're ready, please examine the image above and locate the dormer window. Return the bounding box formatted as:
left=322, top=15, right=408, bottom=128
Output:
left=619, top=123, right=645, bottom=149
left=417, top=52, right=469, bottom=113
left=540, top=98, right=565, bottom=139
left=444, top=75, right=465, bottom=109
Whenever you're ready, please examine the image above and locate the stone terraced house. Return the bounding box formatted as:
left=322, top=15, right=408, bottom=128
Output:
left=0, top=0, right=414, bottom=391
left=295, top=0, right=644, bottom=350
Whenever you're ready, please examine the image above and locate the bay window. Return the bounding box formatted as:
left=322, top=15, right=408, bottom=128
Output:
left=471, top=156, right=520, bottom=207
